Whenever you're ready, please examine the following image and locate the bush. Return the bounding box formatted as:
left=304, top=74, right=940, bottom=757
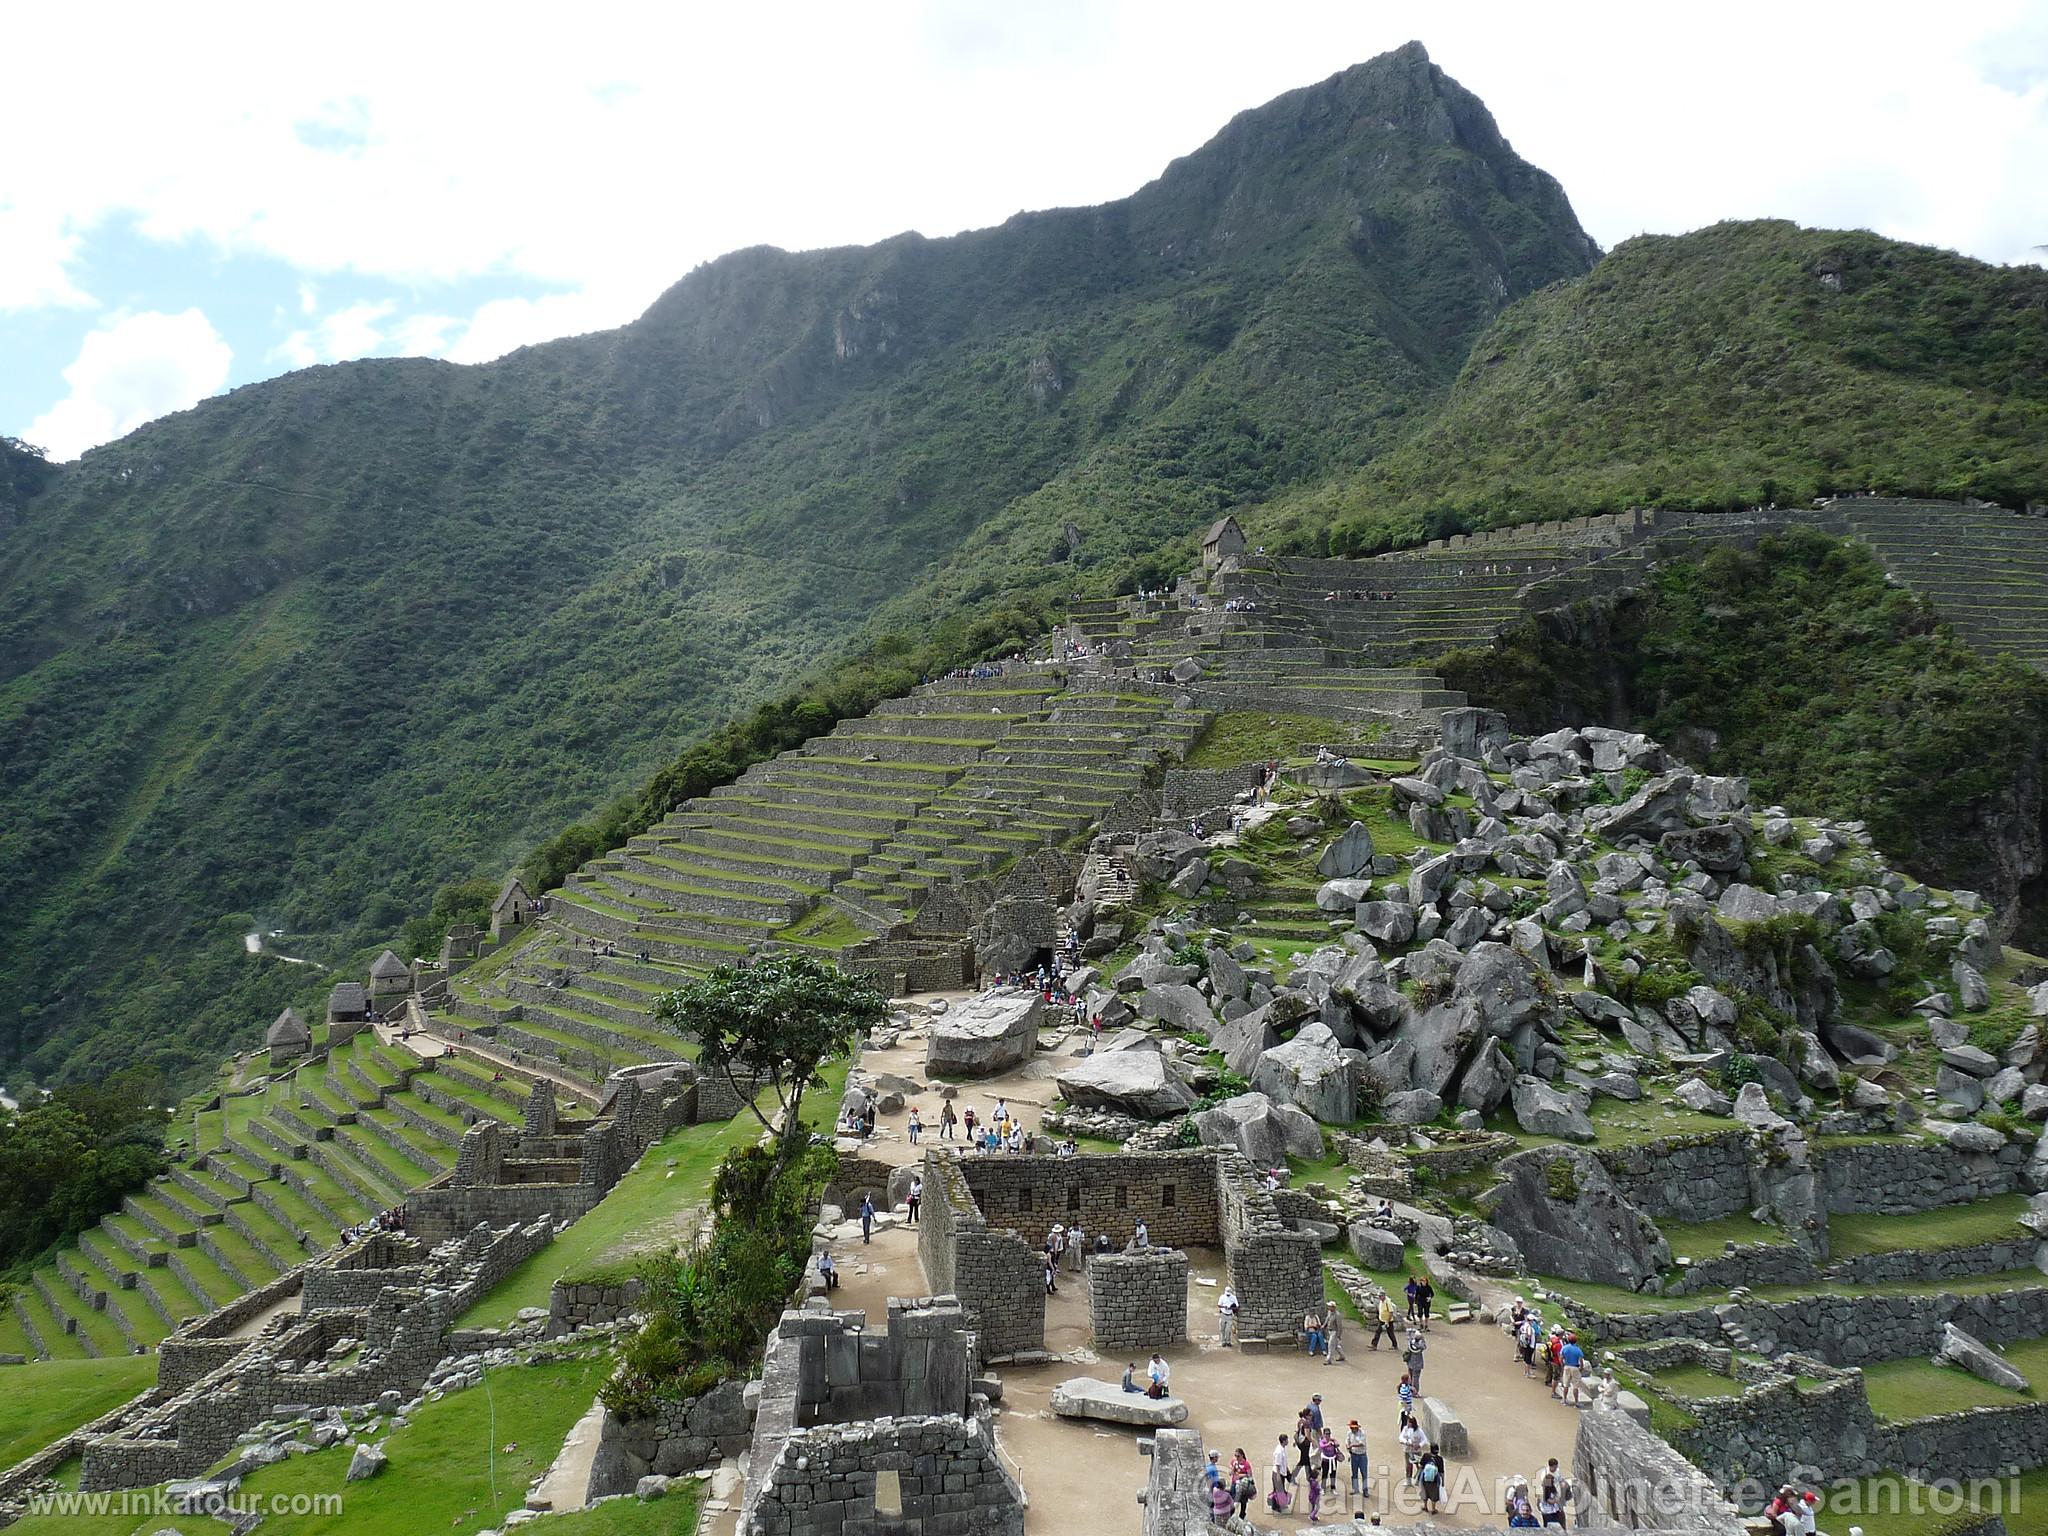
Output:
left=1546, top=1159, right=1580, bottom=1201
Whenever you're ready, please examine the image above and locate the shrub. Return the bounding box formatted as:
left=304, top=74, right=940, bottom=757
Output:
left=1546, top=1159, right=1581, bottom=1201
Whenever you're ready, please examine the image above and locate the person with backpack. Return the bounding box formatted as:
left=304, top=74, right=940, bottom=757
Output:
left=1517, top=1313, right=1540, bottom=1376
left=1559, top=1332, right=1586, bottom=1404
left=1418, top=1445, right=1444, bottom=1513
left=1398, top=1413, right=1425, bottom=1483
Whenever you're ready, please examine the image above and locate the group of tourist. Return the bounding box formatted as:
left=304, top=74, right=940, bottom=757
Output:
left=1505, top=1297, right=1587, bottom=1405
left=1323, top=588, right=1398, bottom=602
left=1220, top=596, right=1259, bottom=612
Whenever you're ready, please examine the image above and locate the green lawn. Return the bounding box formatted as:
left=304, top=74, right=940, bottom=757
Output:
left=456, top=1057, right=848, bottom=1327
left=1642, top=1362, right=1743, bottom=1399
left=1826, top=1471, right=2048, bottom=1536
left=1658, top=1212, right=1786, bottom=1256
left=521, top=1485, right=701, bottom=1534
left=1828, top=1193, right=2031, bottom=1259
left=1184, top=710, right=1386, bottom=770
left=0, top=1356, right=157, bottom=1468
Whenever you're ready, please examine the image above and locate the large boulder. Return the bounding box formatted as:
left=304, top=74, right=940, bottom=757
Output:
left=1193, top=1091, right=1325, bottom=1163
left=1937, top=1324, right=2029, bottom=1391
left=1138, top=982, right=1217, bottom=1037
left=1453, top=943, right=1551, bottom=1036
left=1586, top=770, right=1696, bottom=842
left=1510, top=1076, right=1595, bottom=1141
left=1660, top=823, right=1750, bottom=874
left=1050, top=1377, right=1188, bottom=1426
left=1356, top=901, right=1417, bottom=945
left=1130, top=830, right=1207, bottom=884
left=1316, top=878, right=1376, bottom=912
left=1478, top=1146, right=1670, bottom=1292
left=1251, top=1023, right=1357, bottom=1123
left=1346, top=1222, right=1407, bottom=1271
left=925, top=989, right=1043, bottom=1078
left=1455, top=1039, right=1516, bottom=1113
left=1318, top=822, right=1377, bottom=879
left=1056, top=1050, right=1195, bottom=1119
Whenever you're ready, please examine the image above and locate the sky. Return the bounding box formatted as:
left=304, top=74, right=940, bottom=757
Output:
left=5, top=0, right=2046, bottom=461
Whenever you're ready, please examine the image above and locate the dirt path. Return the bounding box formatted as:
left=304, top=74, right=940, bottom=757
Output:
left=224, top=1291, right=302, bottom=1341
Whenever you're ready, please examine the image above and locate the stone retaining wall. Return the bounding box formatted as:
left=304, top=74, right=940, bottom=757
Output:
left=548, top=1277, right=645, bottom=1336
left=585, top=1378, right=749, bottom=1497
left=1599, top=1132, right=1754, bottom=1222
left=1816, top=1138, right=2024, bottom=1214
left=1090, top=1247, right=1189, bottom=1351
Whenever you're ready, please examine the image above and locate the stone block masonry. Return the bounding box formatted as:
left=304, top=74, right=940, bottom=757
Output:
left=1091, top=1247, right=1188, bottom=1352
left=918, top=1146, right=1320, bottom=1356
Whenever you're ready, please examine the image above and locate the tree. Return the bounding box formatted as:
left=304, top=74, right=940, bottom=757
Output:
left=655, top=952, right=886, bottom=1160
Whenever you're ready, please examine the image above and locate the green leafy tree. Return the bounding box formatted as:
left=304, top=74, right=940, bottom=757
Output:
left=655, top=953, right=885, bottom=1160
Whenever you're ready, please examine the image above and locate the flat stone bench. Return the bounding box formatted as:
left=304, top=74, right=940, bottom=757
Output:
left=1048, top=1377, right=1188, bottom=1427
left=1418, top=1396, right=1468, bottom=1457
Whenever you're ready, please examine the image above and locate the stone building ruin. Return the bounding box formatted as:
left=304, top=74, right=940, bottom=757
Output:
left=739, top=1296, right=1023, bottom=1536
left=916, top=1146, right=1320, bottom=1359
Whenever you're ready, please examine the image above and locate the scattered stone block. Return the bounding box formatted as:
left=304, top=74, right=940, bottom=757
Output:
left=1049, top=1377, right=1188, bottom=1426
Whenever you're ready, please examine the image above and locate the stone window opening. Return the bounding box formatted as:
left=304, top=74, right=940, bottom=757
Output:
left=1016, top=1187, right=1033, bottom=1212
left=1115, top=1184, right=1128, bottom=1208
left=1161, top=1183, right=1175, bottom=1207
left=1067, top=1184, right=1081, bottom=1211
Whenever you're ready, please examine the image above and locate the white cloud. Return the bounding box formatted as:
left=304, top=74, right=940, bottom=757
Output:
left=274, top=300, right=395, bottom=369
left=0, top=205, right=93, bottom=312
left=27, top=309, right=232, bottom=460
left=440, top=289, right=645, bottom=365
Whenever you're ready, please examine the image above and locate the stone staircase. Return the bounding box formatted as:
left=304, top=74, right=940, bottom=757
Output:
left=0, top=1030, right=532, bottom=1363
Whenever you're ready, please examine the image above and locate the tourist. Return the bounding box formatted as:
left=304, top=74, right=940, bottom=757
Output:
left=1507, top=1480, right=1538, bottom=1527
left=1517, top=1312, right=1540, bottom=1376
left=1396, top=1372, right=1415, bottom=1419
left=1539, top=1476, right=1566, bottom=1528
left=1559, top=1331, right=1585, bottom=1404
left=1308, top=1394, right=1325, bottom=1432
left=907, top=1175, right=922, bottom=1226
left=1404, top=1330, right=1427, bottom=1396
left=1133, top=1218, right=1150, bottom=1249
left=1147, top=1354, right=1170, bottom=1398
left=1345, top=1419, right=1368, bottom=1497
left=1230, top=1448, right=1256, bottom=1521
left=1508, top=1296, right=1529, bottom=1356
left=1205, top=1450, right=1223, bottom=1490
left=1217, top=1285, right=1240, bottom=1348
left=963, top=1107, right=977, bottom=1140
left=1404, top=1274, right=1423, bottom=1326
left=1306, top=1461, right=1323, bottom=1522
left=818, top=1250, right=838, bottom=1290
left=1371, top=1289, right=1398, bottom=1350
left=1121, top=1362, right=1140, bottom=1393
left=1293, top=1408, right=1316, bottom=1476
left=1796, top=1493, right=1819, bottom=1536
left=859, top=1193, right=875, bottom=1244
left=1418, top=1444, right=1443, bottom=1513
left=907, top=1107, right=922, bottom=1144
left=1543, top=1324, right=1563, bottom=1395
left=1044, top=1250, right=1058, bottom=1295
left=939, top=1103, right=957, bottom=1140
left=1324, top=1304, right=1347, bottom=1365
left=1207, top=1475, right=1234, bottom=1526
left=1415, top=1274, right=1434, bottom=1329
left=1317, top=1425, right=1340, bottom=1491
left=1068, top=1221, right=1087, bottom=1270
left=1271, top=1437, right=1295, bottom=1514
left=1303, top=1305, right=1325, bottom=1357
left=1398, top=1413, right=1425, bottom=1483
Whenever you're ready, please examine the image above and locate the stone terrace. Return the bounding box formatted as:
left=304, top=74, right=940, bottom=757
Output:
left=0, top=1028, right=500, bottom=1364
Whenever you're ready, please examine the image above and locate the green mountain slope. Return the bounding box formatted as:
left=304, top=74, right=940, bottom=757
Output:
left=1261, top=219, right=2048, bottom=554
left=0, top=43, right=1597, bottom=1088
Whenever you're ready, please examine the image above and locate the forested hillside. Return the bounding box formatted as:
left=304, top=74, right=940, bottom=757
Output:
left=0, top=43, right=1596, bottom=1088
left=1259, top=220, right=2048, bottom=554
left=7, top=42, right=2046, bottom=1095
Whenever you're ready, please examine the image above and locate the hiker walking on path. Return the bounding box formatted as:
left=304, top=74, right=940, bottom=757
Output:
left=859, top=1193, right=875, bottom=1244
left=1324, top=1304, right=1347, bottom=1364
